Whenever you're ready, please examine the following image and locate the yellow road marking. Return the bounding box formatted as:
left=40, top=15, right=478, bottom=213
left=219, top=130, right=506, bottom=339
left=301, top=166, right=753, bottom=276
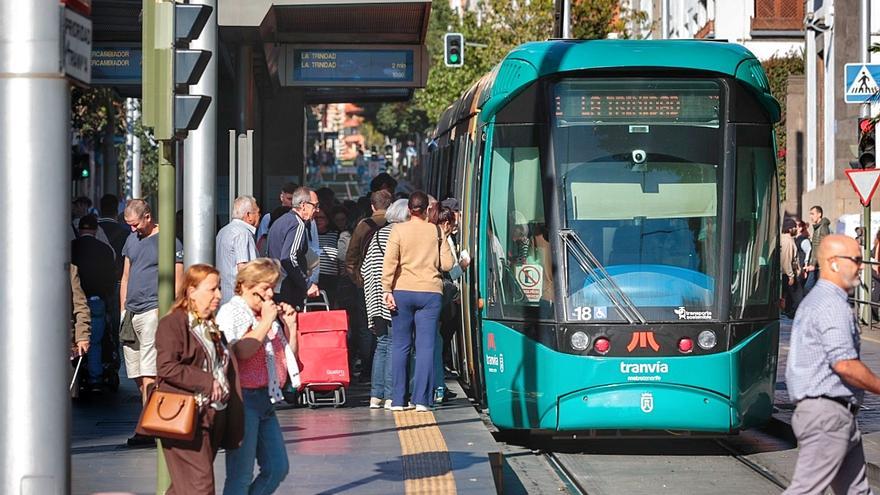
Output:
left=394, top=410, right=457, bottom=494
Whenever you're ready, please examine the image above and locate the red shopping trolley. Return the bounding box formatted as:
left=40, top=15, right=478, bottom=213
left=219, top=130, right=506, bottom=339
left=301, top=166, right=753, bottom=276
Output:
left=297, top=291, right=350, bottom=407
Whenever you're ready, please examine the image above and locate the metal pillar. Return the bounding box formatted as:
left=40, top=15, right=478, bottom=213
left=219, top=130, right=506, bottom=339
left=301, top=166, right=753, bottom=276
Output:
left=805, top=2, right=817, bottom=192
left=183, top=0, right=217, bottom=267
left=562, top=0, right=570, bottom=38
left=0, top=1, right=70, bottom=493
left=158, top=141, right=176, bottom=314
left=132, top=100, right=142, bottom=199
left=237, top=44, right=253, bottom=133
left=183, top=0, right=218, bottom=266
left=661, top=0, right=669, bottom=39
left=861, top=0, right=872, bottom=325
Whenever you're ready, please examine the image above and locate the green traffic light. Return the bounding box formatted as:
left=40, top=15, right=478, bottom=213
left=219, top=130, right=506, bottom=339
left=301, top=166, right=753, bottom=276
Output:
left=450, top=54, right=459, bottom=63
left=81, top=168, right=89, bottom=179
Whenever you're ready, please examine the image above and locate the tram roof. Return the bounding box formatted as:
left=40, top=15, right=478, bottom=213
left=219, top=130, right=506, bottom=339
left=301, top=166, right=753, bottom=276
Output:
left=478, top=39, right=781, bottom=124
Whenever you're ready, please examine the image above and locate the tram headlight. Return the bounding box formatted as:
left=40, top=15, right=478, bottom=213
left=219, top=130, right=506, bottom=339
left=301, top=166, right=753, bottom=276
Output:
left=697, top=330, right=717, bottom=350
left=570, top=331, right=590, bottom=351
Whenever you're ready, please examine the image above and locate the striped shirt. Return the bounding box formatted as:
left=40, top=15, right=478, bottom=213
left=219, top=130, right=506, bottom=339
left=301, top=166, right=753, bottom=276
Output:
left=785, top=279, right=863, bottom=405
left=317, top=230, right=340, bottom=277
left=362, top=225, right=392, bottom=328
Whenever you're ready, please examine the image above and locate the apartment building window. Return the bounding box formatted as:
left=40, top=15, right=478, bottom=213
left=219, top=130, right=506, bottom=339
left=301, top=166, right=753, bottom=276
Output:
left=752, top=0, right=804, bottom=31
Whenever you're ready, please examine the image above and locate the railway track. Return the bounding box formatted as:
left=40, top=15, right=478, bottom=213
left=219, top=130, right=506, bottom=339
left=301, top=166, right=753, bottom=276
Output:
left=528, top=430, right=792, bottom=494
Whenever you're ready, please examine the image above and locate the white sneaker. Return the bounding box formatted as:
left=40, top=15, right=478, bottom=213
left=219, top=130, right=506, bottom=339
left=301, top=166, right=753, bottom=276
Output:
left=369, top=397, right=382, bottom=409
left=384, top=399, right=393, bottom=410
left=390, top=403, right=415, bottom=411
left=415, top=404, right=433, bottom=412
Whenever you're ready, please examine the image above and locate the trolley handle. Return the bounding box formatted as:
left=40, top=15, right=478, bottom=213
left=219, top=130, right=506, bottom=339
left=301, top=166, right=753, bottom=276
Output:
left=302, top=290, right=331, bottom=312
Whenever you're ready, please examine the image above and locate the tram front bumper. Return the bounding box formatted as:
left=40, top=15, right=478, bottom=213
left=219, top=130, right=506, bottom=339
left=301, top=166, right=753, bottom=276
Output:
left=556, top=382, right=734, bottom=432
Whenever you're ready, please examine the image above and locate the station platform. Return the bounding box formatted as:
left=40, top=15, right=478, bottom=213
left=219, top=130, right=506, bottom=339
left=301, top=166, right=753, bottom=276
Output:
left=72, top=377, right=501, bottom=494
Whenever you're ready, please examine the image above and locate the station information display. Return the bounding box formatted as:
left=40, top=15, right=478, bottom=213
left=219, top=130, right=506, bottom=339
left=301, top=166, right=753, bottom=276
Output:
left=554, top=81, right=720, bottom=124
left=279, top=45, right=426, bottom=88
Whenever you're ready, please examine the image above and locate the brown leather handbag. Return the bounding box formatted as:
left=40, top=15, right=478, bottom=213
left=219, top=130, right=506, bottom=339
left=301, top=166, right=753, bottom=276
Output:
left=137, top=388, right=197, bottom=442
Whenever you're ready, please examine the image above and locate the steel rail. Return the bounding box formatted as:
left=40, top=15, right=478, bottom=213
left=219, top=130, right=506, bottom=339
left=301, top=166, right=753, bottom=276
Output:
left=716, top=439, right=788, bottom=491
left=544, top=452, right=589, bottom=495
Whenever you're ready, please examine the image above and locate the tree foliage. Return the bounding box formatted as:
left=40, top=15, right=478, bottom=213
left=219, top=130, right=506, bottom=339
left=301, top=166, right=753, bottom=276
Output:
left=375, top=0, right=633, bottom=139
left=762, top=51, right=805, bottom=201
left=72, top=88, right=159, bottom=200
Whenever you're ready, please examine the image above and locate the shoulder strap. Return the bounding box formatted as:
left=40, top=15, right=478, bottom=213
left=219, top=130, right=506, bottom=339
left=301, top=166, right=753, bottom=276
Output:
left=373, top=227, right=385, bottom=256
left=436, top=225, right=442, bottom=271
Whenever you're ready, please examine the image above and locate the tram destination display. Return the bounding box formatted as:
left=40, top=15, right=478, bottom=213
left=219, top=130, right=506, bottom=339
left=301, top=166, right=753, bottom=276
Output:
left=554, top=80, right=720, bottom=124
left=280, top=45, right=427, bottom=87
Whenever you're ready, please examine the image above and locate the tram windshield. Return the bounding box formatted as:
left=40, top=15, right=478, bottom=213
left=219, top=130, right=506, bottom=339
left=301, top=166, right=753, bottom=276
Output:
left=552, top=78, right=723, bottom=322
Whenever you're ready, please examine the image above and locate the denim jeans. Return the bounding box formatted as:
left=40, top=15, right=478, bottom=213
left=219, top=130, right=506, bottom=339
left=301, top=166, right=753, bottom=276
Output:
left=223, top=388, right=289, bottom=495
left=86, top=297, right=106, bottom=384
left=432, top=331, right=445, bottom=398
left=370, top=322, right=393, bottom=400
left=391, top=290, right=441, bottom=407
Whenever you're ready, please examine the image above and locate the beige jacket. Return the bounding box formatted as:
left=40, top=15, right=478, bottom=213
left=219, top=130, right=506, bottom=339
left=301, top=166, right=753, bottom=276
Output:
left=780, top=233, right=797, bottom=279
left=382, top=217, right=455, bottom=294
left=70, top=265, right=91, bottom=344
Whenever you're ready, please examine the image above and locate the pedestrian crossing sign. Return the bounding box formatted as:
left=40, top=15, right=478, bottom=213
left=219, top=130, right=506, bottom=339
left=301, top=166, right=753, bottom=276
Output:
left=845, top=63, right=880, bottom=104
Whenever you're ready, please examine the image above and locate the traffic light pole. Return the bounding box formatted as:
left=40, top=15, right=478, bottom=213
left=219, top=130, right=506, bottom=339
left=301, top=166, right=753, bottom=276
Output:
left=183, top=0, right=217, bottom=267
left=860, top=0, right=872, bottom=326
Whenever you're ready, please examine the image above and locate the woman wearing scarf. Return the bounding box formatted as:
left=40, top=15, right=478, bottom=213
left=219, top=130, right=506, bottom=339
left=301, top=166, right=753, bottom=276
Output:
left=217, top=258, right=298, bottom=494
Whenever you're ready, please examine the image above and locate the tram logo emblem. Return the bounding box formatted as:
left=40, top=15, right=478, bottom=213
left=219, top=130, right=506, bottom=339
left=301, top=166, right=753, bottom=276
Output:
left=626, top=331, right=660, bottom=352
left=487, top=333, right=496, bottom=351
left=640, top=393, right=654, bottom=413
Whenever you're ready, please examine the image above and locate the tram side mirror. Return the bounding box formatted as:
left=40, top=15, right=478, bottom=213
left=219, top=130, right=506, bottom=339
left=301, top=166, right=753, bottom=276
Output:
left=631, top=149, right=647, bottom=172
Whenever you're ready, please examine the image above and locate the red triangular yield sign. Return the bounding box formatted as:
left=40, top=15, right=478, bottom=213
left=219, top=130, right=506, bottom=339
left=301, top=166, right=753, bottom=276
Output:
left=845, top=168, right=880, bottom=206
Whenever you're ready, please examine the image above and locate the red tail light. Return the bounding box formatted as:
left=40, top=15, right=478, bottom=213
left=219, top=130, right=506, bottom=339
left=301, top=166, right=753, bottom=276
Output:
left=594, top=337, right=610, bottom=354
left=678, top=338, right=694, bottom=353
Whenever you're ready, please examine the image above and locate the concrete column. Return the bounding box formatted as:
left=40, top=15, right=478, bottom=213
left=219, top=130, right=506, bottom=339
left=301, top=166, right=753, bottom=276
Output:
left=0, top=0, right=70, bottom=493
left=183, top=0, right=218, bottom=267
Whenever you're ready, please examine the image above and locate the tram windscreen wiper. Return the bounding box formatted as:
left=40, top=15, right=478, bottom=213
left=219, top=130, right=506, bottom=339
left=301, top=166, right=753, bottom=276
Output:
left=558, top=229, right=647, bottom=324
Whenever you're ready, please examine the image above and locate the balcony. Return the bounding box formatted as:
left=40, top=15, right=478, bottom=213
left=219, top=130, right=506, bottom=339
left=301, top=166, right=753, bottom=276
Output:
left=752, top=0, right=805, bottom=32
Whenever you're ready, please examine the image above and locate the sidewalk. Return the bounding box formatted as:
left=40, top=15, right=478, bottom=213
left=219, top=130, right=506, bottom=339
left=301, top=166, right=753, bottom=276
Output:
left=72, top=376, right=498, bottom=494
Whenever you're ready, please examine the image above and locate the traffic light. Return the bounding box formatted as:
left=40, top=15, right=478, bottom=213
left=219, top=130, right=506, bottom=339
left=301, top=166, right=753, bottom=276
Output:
left=858, top=118, right=876, bottom=169
left=444, top=33, right=464, bottom=67
left=72, top=152, right=90, bottom=180
left=173, top=3, right=212, bottom=136
left=142, top=1, right=212, bottom=140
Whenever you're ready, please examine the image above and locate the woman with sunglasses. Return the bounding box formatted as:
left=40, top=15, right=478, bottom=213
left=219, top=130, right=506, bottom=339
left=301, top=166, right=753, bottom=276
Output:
left=216, top=258, right=297, bottom=494
left=144, top=264, right=243, bottom=494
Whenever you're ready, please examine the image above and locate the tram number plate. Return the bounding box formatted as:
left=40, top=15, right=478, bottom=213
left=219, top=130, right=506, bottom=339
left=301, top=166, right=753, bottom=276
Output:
left=572, top=306, right=607, bottom=321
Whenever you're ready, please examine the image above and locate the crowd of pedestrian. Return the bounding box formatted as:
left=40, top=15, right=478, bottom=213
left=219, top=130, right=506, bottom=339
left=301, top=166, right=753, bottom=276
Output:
left=780, top=205, right=831, bottom=318
left=68, top=171, right=468, bottom=493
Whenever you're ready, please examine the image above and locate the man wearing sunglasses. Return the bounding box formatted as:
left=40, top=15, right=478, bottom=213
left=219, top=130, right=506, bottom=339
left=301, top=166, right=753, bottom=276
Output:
left=267, top=186, right=321, bottom=308
left=785, top=234, right=880, bottom=494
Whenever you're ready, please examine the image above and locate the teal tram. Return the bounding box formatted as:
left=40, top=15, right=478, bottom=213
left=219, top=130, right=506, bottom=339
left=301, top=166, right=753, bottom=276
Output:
left=418, top=40, right=781, bottom=433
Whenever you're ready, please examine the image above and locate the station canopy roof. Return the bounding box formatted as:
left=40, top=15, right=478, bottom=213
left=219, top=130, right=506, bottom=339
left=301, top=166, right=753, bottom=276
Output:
left=220, top=0, right=432, bottom=102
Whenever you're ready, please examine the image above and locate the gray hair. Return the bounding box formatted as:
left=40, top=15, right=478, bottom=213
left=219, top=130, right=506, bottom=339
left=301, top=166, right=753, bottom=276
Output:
left=231, top=195, right=257, bottom=220
left=291, top=186, right=312, bottom=210
left=385, top=199, right=411, bottom=224
left=124, top=199, right=151, bottom=220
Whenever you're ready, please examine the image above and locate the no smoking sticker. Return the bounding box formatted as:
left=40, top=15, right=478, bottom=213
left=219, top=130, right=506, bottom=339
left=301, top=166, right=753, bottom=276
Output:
left=515, top=264, right=543, bottom=303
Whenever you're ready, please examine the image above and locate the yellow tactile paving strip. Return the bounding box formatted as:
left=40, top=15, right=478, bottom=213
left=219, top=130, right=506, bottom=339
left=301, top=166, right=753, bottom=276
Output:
left=394, top=410, right=458, bottom=494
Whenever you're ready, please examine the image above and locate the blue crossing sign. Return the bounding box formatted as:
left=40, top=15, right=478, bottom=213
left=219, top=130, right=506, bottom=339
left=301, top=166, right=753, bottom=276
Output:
left=845, top=63, right=880, bottom=104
